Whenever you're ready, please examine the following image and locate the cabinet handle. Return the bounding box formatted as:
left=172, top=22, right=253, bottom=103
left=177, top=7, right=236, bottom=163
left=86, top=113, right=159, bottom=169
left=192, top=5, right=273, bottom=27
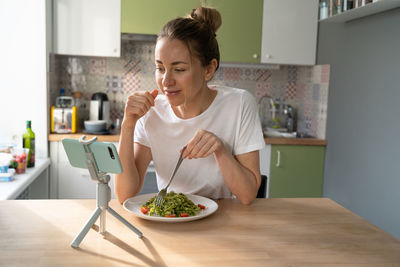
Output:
left=252, top=53, right=258, bottom=59
left=276, top=150, right=281, bottom=167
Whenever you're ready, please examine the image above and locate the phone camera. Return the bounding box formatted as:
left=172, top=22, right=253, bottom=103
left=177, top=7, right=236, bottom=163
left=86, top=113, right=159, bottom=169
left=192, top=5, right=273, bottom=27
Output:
left=108, top=147, right=115, bottom=159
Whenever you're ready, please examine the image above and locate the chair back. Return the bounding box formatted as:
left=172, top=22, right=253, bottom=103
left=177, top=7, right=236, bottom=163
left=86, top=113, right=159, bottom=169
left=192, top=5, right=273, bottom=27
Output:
left=257, top=175, right=267, bottom=198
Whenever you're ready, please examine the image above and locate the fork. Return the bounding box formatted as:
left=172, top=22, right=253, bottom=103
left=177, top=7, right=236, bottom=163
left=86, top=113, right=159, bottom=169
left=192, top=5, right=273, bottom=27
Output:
left=154, top=146, right=186, bottom=208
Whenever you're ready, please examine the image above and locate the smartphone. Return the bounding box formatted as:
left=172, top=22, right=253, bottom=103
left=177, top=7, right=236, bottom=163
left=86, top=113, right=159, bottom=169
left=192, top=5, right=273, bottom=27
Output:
left=62, top=138, right=122, bottom=174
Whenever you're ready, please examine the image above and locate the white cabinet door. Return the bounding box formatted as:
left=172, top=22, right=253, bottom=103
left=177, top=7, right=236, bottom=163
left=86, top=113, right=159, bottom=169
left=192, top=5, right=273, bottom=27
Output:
left=57, top=140, right=117, bottom=199
left=53, top=0, right=121, bottom=57
left=49, top=141, right=59, bottom=199
left=58, top=162, right=97, bottom=198
left=51, top=141, right=156, bottom=199
left=261, top=0, right=319, bottom=65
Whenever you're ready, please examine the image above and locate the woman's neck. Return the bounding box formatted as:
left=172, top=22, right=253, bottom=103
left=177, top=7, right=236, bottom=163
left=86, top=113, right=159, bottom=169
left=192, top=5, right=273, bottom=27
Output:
left=173, top=86, right=217, bottom=119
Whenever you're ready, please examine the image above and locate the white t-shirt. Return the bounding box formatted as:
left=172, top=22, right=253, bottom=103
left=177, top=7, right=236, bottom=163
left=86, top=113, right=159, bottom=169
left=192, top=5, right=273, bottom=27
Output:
left=134, top=86, right=265, bottom=199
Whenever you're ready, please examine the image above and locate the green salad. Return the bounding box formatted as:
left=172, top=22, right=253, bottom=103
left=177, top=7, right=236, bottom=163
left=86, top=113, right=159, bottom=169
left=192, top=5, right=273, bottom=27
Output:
left=140, top=191, right=205, bottom=217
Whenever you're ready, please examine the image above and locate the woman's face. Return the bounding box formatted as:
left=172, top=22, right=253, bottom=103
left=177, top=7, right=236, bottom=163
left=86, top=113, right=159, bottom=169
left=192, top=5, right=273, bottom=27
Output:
left=155, top=38, right=210, bottom=107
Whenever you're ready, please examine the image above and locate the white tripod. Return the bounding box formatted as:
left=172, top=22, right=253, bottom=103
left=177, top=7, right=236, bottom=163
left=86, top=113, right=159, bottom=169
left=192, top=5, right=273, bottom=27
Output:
left=70, top=136, right=143, bottom=248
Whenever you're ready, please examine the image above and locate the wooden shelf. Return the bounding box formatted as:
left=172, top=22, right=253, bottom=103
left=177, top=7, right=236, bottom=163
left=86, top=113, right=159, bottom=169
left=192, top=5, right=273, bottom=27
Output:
left=319, top=0, right=400, bottom=23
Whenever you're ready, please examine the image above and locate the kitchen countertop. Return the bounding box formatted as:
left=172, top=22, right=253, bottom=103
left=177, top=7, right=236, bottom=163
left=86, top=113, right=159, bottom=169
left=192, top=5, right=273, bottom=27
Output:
left=49, top=133, right=326, bottom=146
left=0, top=198, right=399, bottom=265
left=0, top=158, right=50, bottom=200
left=264, top=136, right=327, bottom=146
left=48, top=133, right=120, bottom=142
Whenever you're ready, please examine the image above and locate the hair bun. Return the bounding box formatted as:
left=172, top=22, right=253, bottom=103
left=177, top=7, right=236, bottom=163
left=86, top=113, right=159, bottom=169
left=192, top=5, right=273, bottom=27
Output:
left=189, top=6, right=222, bottom=35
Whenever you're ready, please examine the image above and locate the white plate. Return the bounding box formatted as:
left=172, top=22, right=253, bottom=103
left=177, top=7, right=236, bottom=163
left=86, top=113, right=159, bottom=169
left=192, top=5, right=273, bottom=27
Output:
left=123, top=193, right=218, bottom=222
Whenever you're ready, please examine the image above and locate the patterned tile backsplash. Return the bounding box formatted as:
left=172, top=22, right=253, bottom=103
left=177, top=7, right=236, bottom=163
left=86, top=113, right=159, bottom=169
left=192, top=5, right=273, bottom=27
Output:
left=50, top=40, right=330, bottom=138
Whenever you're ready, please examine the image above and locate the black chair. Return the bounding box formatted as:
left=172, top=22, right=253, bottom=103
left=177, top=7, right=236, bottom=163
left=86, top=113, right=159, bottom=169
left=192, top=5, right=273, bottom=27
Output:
left=257, top=175, right=268, bottom=198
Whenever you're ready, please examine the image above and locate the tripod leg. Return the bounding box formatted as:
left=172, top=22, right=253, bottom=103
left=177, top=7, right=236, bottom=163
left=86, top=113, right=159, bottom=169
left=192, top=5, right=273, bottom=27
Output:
left=71, top=207, right=103, bottom=248
left=107, top=207, right=143, bottom=238
left=99, top=208, right=106, bottom=234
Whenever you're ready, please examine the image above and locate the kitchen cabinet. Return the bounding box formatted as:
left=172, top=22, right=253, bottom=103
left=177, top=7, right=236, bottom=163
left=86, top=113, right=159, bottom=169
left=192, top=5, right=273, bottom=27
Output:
left=121, top=0, right=199, bottom=35
left=121, top=0, right=263, bottom=64
left=50, top=141, right=111, bottom=198
left=49, top=141, right=157, bottom=199
left=261, top=0, right=319, bottom=65
left=268, top=144, right=325, bottom=197
left=0, top=159, right=50, bottom=200
left=206, top=0, right=263, bottom=63
left=53, top=0, right=121, bottom=57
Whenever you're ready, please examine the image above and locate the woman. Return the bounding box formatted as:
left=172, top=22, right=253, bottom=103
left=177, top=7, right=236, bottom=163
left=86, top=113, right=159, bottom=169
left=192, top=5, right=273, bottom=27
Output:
left=115, top=6, right=265, bottom=205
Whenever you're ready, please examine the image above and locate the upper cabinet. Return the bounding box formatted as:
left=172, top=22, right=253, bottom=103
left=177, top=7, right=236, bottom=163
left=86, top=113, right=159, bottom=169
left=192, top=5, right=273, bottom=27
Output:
left=207, top=0, right=263, bottom=64
left=121, top=0, right=263, bottom=64
left=261, top=0, right=319, bottom=65
left=52, top=0, right=319, bottom=64
left=53, top=0, right=121, bottom=57
left=121, top=0, right=199, bottom=35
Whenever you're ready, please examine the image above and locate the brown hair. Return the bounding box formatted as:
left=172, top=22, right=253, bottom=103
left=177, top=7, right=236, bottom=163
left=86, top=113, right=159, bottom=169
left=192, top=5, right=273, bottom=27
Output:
left=158, top=6, right=222, bottom=70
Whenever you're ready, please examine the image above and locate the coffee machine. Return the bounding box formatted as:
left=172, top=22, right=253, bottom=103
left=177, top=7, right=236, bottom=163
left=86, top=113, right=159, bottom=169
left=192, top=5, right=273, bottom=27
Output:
left=89, top=92, right=110, bottom=124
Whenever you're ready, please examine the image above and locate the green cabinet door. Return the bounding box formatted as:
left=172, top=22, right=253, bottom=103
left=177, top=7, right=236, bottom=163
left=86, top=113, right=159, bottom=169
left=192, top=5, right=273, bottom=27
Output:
left=121, top=0, right=199, bottom=35
left=269, top=145, right=325, bottom=198
left=207, top=0, right=263, bottom=63
left=122, top=0, right=263, bottom=63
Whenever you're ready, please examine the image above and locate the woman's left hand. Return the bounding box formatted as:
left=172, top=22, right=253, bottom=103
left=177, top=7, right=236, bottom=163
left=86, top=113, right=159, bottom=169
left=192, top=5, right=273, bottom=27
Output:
left=182, top=129, right=225, bottom=159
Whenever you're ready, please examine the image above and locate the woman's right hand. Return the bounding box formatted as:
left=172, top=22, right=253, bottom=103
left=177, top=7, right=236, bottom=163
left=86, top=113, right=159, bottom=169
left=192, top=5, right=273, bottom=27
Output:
left=122, top=89, right=158, bottom=127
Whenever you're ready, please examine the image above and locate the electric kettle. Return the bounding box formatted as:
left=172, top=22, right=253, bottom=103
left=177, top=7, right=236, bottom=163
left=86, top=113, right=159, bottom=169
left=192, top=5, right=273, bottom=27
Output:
left=89, top=92, right=110, bottom=124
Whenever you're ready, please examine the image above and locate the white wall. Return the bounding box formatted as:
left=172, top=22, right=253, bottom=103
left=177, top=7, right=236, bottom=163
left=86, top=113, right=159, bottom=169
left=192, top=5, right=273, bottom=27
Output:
left=318, top=8, right=400, bottom=239
left=0, top=0, right=49, bottom=158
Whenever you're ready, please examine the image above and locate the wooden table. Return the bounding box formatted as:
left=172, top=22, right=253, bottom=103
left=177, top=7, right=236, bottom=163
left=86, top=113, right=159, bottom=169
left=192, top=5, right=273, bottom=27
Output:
left=0, top=198, right=399, bottom=266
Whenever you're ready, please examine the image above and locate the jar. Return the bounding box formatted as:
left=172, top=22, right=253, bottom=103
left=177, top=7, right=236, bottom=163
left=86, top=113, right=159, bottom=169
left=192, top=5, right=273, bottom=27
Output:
left=258, top=95, right=273, bottom=131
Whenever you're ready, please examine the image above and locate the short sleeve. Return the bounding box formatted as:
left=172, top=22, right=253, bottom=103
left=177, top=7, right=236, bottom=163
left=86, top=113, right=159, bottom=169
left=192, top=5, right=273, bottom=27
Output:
left=234, top=91, right=265, bottom=155
left=134, top=117, right=151, bottom=147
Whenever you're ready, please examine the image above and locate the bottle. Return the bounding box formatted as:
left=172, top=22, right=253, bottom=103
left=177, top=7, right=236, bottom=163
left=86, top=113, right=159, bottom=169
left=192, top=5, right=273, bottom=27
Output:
left=22, top=120, right=35, bottom=168
left=284, top=105, right=296, bottom=132
left=335, top=0, right=342, bottom=14
left=320, top=0, right=329, bottom=19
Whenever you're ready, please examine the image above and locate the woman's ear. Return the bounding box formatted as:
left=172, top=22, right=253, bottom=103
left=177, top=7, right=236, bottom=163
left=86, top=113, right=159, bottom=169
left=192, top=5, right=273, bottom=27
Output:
left=204, top=59, right=218, bottom=81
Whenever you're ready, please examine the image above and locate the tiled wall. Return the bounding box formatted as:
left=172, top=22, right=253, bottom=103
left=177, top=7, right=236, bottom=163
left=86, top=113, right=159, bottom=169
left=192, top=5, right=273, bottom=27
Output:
left=50, top=40, right=330, bottom=138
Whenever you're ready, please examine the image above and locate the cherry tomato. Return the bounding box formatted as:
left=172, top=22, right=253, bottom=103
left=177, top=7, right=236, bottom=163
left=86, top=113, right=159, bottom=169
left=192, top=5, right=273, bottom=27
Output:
left=150, top=89, right=158, bottom=99
left=140, top=206, right=149, bottom=214
left=165, top=214, right=176, bottom=217
left=198, top=204, right=206, bottom=209
left=180, top=212, right=189, bottom=217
